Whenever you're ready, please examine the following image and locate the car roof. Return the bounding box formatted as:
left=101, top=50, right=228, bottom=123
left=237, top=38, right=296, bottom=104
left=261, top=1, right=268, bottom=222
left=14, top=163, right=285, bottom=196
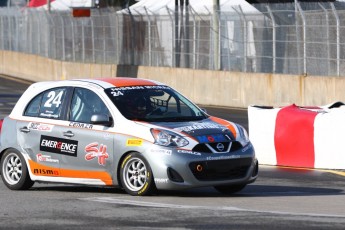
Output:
left=72, top=77, right=164, bottom=88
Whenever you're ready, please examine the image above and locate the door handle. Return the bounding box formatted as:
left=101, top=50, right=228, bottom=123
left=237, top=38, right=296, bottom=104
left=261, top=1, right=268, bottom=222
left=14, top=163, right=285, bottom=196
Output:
left=20, top=126, right=30, bottom=133
left=63, top=131, right=74, bottom=137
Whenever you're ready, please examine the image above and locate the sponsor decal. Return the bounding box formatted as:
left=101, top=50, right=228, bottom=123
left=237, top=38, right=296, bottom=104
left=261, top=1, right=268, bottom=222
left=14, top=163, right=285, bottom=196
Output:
left=241, top=143, right=252, bottom=153
left=110, top=91, right=124, bottom=97
left=69, top=122, right=93, bottom=129
left=33, top=168, right=59, bottom=176
left=206, top=155, right=241, bottom=161
left=137, top=171, right=150, bottom=195
left=138, top=182, right=149, bottom=195
left=39, top=113, right=59, bottom=119
left=154, top=178, right=169, bottom=183
left=177, top=150, right=201, bottom=156
left=175, top=123, right=223, bottom=133
left=85, top=142, right=109, bottom=166
left=36, top=153, right=59, bottom=163
left=109, top=86, right=170, bottom=97
left=121, top=154, right=132, bottom=168
left=40, top=135, right=78, bottom=157
left=150, top=149, right=172, bottom=155
left=196, top=134, right=227, bottom=143
left=29, top=122, right=54, bottom=132
left=126, top=139, right=143, bottom=147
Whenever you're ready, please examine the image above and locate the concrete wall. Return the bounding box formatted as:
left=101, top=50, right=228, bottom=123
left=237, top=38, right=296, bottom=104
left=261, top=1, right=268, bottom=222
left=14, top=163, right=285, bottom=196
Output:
left=2, top=50, right=345, bottom=108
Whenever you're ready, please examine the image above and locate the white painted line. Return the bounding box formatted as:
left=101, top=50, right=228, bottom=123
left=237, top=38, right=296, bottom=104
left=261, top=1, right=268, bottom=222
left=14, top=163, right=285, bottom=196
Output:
left=80, top=197, right=345, bottom=219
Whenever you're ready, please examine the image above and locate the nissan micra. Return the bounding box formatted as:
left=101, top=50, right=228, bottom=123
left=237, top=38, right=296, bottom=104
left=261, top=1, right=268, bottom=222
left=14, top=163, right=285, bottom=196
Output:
left=0, top=78, right=258, bottom=196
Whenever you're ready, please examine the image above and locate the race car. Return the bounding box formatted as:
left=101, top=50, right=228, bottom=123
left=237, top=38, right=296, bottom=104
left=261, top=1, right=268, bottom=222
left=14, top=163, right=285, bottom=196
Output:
left=0, top=77, right=258, bottom=196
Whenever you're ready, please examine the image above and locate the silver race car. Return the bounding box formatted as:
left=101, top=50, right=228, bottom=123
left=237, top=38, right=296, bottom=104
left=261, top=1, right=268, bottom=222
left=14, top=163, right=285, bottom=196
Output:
left=0, top=78, right=258, bottom=196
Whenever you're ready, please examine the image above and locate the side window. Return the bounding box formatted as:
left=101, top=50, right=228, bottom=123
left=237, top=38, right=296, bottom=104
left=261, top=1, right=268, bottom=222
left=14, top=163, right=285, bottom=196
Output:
left=38, top=88, right=67, bottom=119
left=70, top=88, right=110, bottom=123
left=24, top=88, right=67, bottom=119
left=24, top=94, right=42, bottom=117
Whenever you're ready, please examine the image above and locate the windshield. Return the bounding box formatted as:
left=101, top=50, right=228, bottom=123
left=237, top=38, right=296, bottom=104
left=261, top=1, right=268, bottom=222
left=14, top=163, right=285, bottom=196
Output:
left=105, top=85, right=208, bottom=122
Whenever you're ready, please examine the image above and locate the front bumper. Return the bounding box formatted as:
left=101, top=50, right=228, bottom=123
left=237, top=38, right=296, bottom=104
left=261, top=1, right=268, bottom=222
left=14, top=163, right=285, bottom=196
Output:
left=144, top=142, right=258, bottom=190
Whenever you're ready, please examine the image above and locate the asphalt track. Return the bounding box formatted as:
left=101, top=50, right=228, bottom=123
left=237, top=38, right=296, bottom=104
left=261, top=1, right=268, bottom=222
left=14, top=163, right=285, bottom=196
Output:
left=0, top=76, right=345, bottom=229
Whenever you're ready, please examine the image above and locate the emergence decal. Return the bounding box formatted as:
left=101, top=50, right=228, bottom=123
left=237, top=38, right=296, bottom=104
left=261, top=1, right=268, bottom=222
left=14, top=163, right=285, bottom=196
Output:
left=40, top=135, right=78, bottom=157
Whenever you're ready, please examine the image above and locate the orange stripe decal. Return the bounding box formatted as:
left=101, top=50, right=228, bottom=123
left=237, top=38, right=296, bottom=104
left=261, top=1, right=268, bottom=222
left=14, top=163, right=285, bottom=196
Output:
left=97, top=77, right=158, bottom=87
left=28, top=160, right=113, bottom=185
left=209, top=116, right=237, bottom=138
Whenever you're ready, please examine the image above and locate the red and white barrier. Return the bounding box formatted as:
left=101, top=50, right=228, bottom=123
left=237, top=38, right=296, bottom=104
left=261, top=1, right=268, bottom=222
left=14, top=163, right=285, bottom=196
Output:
left=248, top=103, right=345, bottom=170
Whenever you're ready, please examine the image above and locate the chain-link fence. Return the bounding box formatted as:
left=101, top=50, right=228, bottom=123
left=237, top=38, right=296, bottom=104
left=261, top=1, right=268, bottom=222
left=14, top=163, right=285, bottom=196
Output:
left=1, top=1, right=345, bottom=76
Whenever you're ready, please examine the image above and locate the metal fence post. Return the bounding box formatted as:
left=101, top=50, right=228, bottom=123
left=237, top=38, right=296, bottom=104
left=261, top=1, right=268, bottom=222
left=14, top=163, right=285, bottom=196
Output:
left=15, top=14, right=19, bottom=51
left=166, top=7, right=175, bottom=67
left=233, top=6, right=247, bottom=72
left=36, top=13, right=41, bottom=56
left=331, top=3, right=340, bottom=77
left=8, top=14, right=12, bottom=51
left=296, top=2, right=306, bottom=75
left=144, top=7, right=152, bottom=66
left=102, top=13, right=107, bottom=63
left=71, top=17, right=75, bottom=62
left=81, top=19, right=85, bottom=62
left=90, top=14, right=95, bottom=63
left=59, top=15, right=65, bottom=61
left=190, top=8, right=196, bottom=69
left=115, top=13, right=120, bottom=64
left=319, top=3, right=330, bottom=76
left=212, top=1, right=220, bottom=70
left=267, top=5, right=276, bottom=73
left=44, top=11, right=50, bottom=58
left=0, top=16, right=3, bottom=50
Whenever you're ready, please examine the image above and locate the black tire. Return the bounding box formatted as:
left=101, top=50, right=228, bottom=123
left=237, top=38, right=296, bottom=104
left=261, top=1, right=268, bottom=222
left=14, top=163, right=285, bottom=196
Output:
left=214, top=184, right=247, bottom=194
left=120, top=152, right=156, bottom=196
left=1, top=148, right=34, bottom=190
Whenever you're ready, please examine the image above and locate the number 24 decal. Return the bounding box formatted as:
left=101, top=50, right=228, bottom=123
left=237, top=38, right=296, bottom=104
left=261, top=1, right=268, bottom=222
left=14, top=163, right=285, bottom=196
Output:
left=44, top=91, right=64, bottom=108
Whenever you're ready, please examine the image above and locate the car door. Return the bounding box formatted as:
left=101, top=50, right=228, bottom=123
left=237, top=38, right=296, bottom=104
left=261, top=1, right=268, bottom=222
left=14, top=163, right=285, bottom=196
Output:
left=58, top=87, right=114, bottom=185
left=17, top=87, right=71, bottom=177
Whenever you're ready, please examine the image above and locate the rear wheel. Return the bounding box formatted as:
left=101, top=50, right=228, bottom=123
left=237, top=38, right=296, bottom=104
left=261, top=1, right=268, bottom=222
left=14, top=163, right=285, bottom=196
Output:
left=1, top=149, right=34, bottom=190
left=214, top=184, right=247, bottom=194
left=120, top=152, right=156, bottom=196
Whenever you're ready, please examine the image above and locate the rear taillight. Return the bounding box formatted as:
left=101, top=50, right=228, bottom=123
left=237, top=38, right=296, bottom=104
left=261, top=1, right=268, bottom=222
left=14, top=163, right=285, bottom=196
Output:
left=0, top=119, right=3, bottom=133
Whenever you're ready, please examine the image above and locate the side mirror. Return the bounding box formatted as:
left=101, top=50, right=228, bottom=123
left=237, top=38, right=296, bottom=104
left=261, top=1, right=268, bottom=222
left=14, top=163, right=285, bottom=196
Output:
left=90, top=114, right=113, bottom=127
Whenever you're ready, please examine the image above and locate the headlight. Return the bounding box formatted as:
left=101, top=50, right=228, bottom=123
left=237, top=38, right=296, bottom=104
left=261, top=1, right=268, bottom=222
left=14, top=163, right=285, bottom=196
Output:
left=151, top=129, right=189, bottom=147
left=237, top=125, right=250, bottom=146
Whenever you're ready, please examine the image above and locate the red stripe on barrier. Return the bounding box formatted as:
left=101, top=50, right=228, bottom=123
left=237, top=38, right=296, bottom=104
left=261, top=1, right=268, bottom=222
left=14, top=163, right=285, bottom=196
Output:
left=28, top=0, right=55, bottom=7
left=274, top=104, right=317, bottom=168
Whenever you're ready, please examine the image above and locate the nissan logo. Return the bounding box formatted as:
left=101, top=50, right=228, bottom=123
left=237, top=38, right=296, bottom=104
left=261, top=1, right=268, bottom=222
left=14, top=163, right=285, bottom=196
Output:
left=216, top=143, right=225, bottom=152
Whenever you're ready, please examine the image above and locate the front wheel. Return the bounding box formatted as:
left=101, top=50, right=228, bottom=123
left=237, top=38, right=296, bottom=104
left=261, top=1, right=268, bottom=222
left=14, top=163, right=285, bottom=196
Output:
left=214, top=184, right=247, bottom=194
left=1, top=149, right=34, bottom=190
left=120, top=152, right=156, bottom=196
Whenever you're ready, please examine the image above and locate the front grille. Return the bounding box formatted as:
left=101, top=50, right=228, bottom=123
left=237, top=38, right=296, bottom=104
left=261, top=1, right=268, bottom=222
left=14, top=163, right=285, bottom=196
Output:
left=189, top=158, right=252, bottom=181
left=192, top=141, right=243, bottom=154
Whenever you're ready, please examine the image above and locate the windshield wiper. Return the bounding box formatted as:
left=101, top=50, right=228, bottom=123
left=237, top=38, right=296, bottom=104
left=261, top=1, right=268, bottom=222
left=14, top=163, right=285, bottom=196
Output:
left=147, top=116, right=205, bottom=122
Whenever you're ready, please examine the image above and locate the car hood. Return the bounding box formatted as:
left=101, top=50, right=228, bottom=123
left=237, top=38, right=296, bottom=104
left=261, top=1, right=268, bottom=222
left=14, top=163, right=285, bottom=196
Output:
left=148, top=117, right=237, bottom=142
